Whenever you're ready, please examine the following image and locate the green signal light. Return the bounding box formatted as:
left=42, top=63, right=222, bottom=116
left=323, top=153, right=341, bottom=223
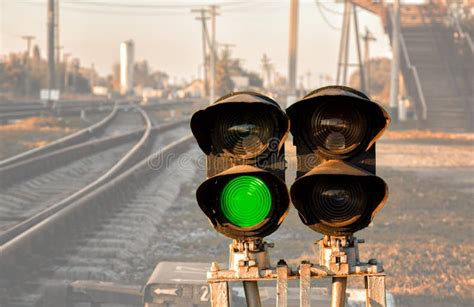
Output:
left=220, top=176, right=272, bottom=227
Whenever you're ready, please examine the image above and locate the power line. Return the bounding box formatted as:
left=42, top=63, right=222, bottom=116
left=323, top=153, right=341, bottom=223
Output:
left=18, top=0, right=286, bottom=11
left=17, top=0, right=286, bottom=16
left=315, top=0, right=343, bottom=15
left=314, top=0, right=341, bottom=31
left=17, top=1, right=192, bottom=16
left=19, top=0, right=247, bottom=9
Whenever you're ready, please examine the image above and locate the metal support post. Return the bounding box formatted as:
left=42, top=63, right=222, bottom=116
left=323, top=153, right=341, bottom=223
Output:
left=276, top=260, right=288, bottom=307
left=287, top=0, right=299, bottom=107
left=330, top=277, right=347, bottom=307
left=243, top=281, right=262, bottom=307
left=210, top=281, right=230, bottom=307
left=299, top=261, right=311, bottom=307
left=204, top=236, right=386, bottom=306
left=389, top=0, right=401, bottom=121
left=208, top=239, right=271, bottom=306
left=365, top=275, right=387, bottom=307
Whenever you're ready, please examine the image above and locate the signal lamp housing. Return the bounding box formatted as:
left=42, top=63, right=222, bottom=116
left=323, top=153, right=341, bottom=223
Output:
left=287, top=85, right=390, bottom=236
left=290, top=161, right=387, bottom=235
left=191, top=92, right=290, bottom=240
left=191, top=92, right=289, bottom=161
left=196, top=166, right=289, bottom=239
left=287, top=86, right=389, bottom=161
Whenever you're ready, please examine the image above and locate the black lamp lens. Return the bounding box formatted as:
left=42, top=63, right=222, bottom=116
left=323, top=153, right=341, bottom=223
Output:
left=214, top=111, right=276, bottom=158
left=310, top=177, right=367, bottom=227
left=311, top=102, right=368, bottom=156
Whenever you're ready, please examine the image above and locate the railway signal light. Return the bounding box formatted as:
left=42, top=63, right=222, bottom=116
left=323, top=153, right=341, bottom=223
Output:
left=191, top=92, right=290, bottom=239
left=286, top=86, right=390, bottom=235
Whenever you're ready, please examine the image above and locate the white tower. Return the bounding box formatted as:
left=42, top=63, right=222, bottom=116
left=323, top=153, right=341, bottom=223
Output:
left=120, top=40, right=134, bottom=95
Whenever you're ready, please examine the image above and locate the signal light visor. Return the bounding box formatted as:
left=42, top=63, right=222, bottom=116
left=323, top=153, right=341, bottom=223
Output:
left=286, top=86, right=390, bottom=160
left=190, top=94, right=289, bottom=160
left=213, top=108, right=278, bottom=158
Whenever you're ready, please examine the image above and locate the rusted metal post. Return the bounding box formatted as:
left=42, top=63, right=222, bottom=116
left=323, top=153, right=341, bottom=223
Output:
left=299, top=262, right=311, bottom=307
left=276, top=260, right=288, bottom=307
left=330, top=277, right=347, bottom=307
left=365, top=275, right=387, bottom=307
left=209, top=281, right=229, bottom=307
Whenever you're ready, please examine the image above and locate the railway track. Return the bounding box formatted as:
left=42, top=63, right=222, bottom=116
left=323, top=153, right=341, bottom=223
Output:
left=0, top=106, right=152, bottom=243
left=0, top=112, right=192, bottom=305
left=0, top=103, right=150, bottom=168
left=0, top=101, right=117, bottom=123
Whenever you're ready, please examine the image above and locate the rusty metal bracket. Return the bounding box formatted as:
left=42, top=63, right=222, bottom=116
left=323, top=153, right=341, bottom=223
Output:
left=207, top=236, right=387, bottom=307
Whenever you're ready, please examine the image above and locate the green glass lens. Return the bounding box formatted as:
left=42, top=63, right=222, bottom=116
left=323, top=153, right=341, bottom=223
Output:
left=220, top=176, right=272, bottom=227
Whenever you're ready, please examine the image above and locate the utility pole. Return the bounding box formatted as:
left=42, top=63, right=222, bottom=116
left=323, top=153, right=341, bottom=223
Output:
left=55, top=0, right=60, bottom=66
left=63, top=53, right=71, bottom=90
left=55, top=0, right=61, bottom=90
left=389, top=0, right=403, bottom=121
left=22, top=35, right=36, bottom=57
left=299, top=74, right=305, bottom=96
left=337, top=0, right=352, bottom=86
left=362, top=28, right=376, bottom=96
left=305, top=70, right=312, bottom=89
left=192, top=8, right=210, bottom=97
left=261, top=54, right=272, bottom=88
left=47, top=0, right=56, bottom=91
left=353, top=6, right=366, bottom=93
left=342, top=2, right=352, bottom=86
left=90, top=63, right=96, bottom=88
left=22, top=36, right=35, bottom=97
left=209, top=5, right=219, bottom=104
left=287, top=0, right=299, bottom=106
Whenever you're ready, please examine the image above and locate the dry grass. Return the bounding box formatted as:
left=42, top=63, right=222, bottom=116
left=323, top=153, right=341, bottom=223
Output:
left=0, top=117, right=74, bottom=133
left=0, top=115, right=101, bottom=160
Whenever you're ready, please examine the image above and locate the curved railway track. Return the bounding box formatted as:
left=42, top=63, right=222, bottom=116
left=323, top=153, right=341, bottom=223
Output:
left=0, top=107, right=151, bottom=239
left=0, top=104, right=153, bottom=168
left=0, top=100, right=116, bottom=123
left=0, top=122, right=191, bottom=244
left=0, top=135, right=195, bottom=306
left=0, top=111, right=193, bottom=305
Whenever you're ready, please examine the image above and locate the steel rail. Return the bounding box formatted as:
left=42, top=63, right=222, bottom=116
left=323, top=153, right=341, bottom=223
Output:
left=0, top=107, right=155, bottom=247
left=0, top=134, right=193, bottom=277
left=0, top=121, right=187, bottom=246
left=0, top=103, right=118, bottom=168
left=0, top=101, right=115, bottom=122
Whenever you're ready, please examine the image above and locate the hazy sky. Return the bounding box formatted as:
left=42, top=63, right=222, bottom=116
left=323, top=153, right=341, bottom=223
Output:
left=1, top=0, right=394, bottom=87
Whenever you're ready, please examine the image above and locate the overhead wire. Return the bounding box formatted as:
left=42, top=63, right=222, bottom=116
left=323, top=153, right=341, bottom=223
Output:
left=15, top=0, right=288, bottom=16
left=314, top=0, right=342, bottom=31
left=316, top=0, right=343, bottom=15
